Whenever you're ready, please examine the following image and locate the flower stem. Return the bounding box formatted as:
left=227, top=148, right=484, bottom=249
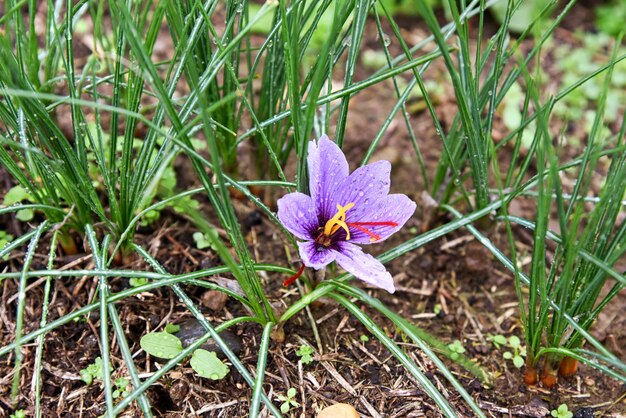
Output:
left=540, top=359, right=559, bottom=388
left=558, top=356, right=579, bottom=378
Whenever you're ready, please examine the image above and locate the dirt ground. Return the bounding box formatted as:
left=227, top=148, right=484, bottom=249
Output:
left=1, top=2, right=626, bottom=417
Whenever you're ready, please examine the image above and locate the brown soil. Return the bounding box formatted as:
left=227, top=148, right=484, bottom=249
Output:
left=1, top=2, right=626, bottom=418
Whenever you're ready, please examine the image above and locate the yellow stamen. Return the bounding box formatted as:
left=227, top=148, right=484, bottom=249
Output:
left=323, top=203, right=354, bottom=240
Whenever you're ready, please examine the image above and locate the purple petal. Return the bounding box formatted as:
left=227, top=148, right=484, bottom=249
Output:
left=308, top=135, right=349, bottom=220
left=329, top=160, right=391, bottom=211
left=277, top=192, right=318, bottom=240
left=346, top=194, right=416, bottom=245
left=298, top=241, right=336, bottom=269
left=334, top=242, right=395, bottom=293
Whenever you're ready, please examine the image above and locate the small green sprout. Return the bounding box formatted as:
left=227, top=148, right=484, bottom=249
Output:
left=0, top=230, right=14, bottom=261
left=80, top=357, right=105, bottom=385
left=490, top=335, right=526, bottom=369
left=503, top=336, right=526, bottom=369
left=296, top=345, right=315, bottom=365
left=551, top=403, right=573, bottom=418
left=193, top=232, right=211, bottom=249
left=277, top=388, right=300, bottom=414
left=129, top=277, right=149, bottom=287
left=192, top=229, right=219, bottom=250
left=433, top=304, right=442, bottom=315
left=10, top=410, right=26, bottom=418
left=359, top=334, right=369, bottom=343
left=447, top=340, right=466, bottom=360
left=4, top=185, right=34, bottom=221
left=165, top=323, right=181, bottom=334
left=489, top=334, right=507, bottom=349
left=112, top=377, right=130, bottom=399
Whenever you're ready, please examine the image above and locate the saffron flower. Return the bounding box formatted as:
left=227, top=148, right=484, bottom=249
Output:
left=277, top=135, right=416, bottom=293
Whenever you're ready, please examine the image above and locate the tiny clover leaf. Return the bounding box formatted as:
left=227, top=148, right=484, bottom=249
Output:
left=190, top=349, right=230, bottom=380
left=447, top=340, right=466, bottom=360
left=296, top=345, right=315, bottom=365
left=140, top=332, right=183, bottom=359
left=551, top=404, right=573, bottom=418
left=277, top=388, right=299, bottom=414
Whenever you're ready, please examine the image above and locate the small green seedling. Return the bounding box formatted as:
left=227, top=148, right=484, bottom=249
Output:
left=359, top=334, right=369, bottom=343
left=551, top=403, right=573, bottom=418
left=129, top=277, right=149, bottom=287
left=80, top=357, right=131, bottom=397
left=433, top=303, right=442, bottom=315
left=140, top=331, right=230, bottom=380
left=4, top=186, right=34, bottom=221
left=489, top=334, right=507, bottom=349
left=165, top=323, right=181, bottom=334
left=112, top=377, right=130, bottom=399
left=504, top=336, right=526, bottom=369
left=489, top=334, right=526, bottom=369
left=277, top=388, right=300, bottom=414
left=193, top=232, right=212, bottom=249
left=447, top=340, right=466, bottom=360
left=10, top=410, right=26, bottom=418
left=296, top=345, right=315, bottom=365
left=596, top=0, right=626, bottom=36
left=0, top=230, right=14, bottom=260
left=80, top=357, right=105, bottom=385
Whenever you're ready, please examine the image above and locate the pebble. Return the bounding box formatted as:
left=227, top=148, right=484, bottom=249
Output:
left=574, top=407, right=595, bottom=418
left=317, top=403, right=360, bottom=418
left=174, top=319, right=242, bottom=358
left=169, top=380, right=189, bottom=404
left=200, top=290, right=229, bottom=311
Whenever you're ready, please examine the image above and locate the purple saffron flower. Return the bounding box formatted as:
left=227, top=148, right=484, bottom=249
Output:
left=277, top=135, right=416, bottom=293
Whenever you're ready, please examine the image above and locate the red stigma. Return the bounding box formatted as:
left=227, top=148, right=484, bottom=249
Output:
left=346, top=221, right=398, bottom=242
left=283, top=264, right=306, bottom=286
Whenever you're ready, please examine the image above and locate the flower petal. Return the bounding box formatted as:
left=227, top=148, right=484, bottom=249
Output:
left=308, top=135, right=349, bottom=219
left=298, top=241, right=336, bottom=269
left=334, top=242, right=395, bottom=293
left=330, top=160, right=391, bottom=210
left=277, top=192, right=318, bottom=240
left=346, top=194, right=416, bottom=245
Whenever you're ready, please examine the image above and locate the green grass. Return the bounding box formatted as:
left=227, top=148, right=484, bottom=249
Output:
left=1, top=0, right=625, bottom=416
